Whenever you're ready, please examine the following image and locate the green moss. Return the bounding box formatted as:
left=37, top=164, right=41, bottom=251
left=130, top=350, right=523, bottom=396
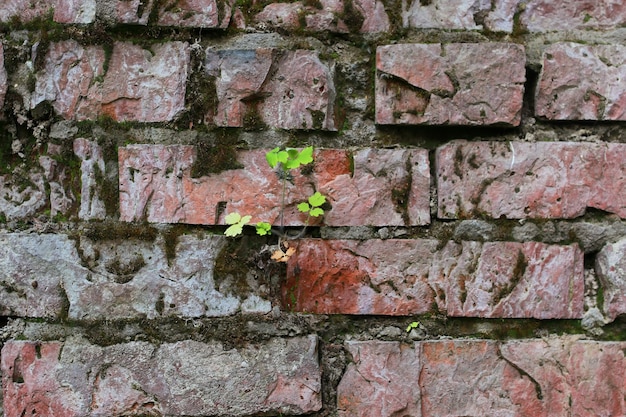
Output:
left=162, top=224, right=188, bottom=266
left=190, top=130, right=244, bottom=177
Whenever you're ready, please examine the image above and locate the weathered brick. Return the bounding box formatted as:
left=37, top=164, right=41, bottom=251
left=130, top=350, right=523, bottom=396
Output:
left=0, top=143, right=77, bottom=221
left=2, top=336, right=321, bottom=416
left=31, top=40, right=105, bottom=120
left=283, top=239, right=583, bottom=318
left=205, top=48, right=337, bottom=130
left=338, top=337, right=626, bottom=417
left=596, top=237, right=626, bottom=322
left=54, top=0, right=96, bottom=23
left=0, top=232, right=269, bottom=320
left=437, top=140, right=626, bottom=219
left=0, top=0, right=50, bottom=22
left=536, top=43, right=626, bottom=121
left=119, top=145, right=430, bottom=226
left=0, top=234, right=73, bottom=318
left=402, top=0, right=493, bottom=30
left=157, top=0, right=232, bottom=28
left=353, top=0, right=390, bottom=32
left=520, top=0, right=626, bottom=32
left=73, top=139, right=107, bottom=220
left=337, top=341, right=421, bottom=417
left=251, top=0, right=387, bottom=32
left=110, top=0, right=154, bottom=24
left=32, top=41, right=189, bottom=122
left=376, top=43, right=525, bottom=126
left=0, top=43, right=6, bottom=112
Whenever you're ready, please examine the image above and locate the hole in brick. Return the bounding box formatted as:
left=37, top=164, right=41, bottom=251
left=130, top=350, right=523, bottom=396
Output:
left=12, top=357, right=24, bottom=383
left=523, top=67, right=539, bottom=118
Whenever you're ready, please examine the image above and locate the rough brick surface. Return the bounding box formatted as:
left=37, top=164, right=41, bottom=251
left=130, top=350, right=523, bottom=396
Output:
left=0, top=143, right=77, bottom=221
left=0, top=43, right=6, bottom=111
left=110, top=0, right=154, bottom=24
left=338, top=337, right=626, bottom=417
left=0, top=0, right=50, bottom=22
left=536, top=43, right=626, bottom=121
left=2, top=336, right=321, bottom=417
left=205, top=49, right=337, bottom=130
left=337, top=341, right=421, bottom=417
left=157, top=0, right=232, bottom=28
left=32, top=41, right=189, bottom=122
left=119, top=145, right=430, bottom=226
left=0, top=234, right=73, bottom=318
left=596, top=237, right=626, bottom=322
left=73, top=138, right=107, bottom=220
left=0, top=232, right=270, bottom=320
left=283, top=239, right=583, bottom=318
left=353, top=0, right=390, bottom=32
left=402, top=0, right=493, bottom=30
left=437, top=140, right=626, bottom=219
left=54, top=0, right=96, bottom=23
left=521, top=0, right=626, bottom=31
left=376, top=43, right=525, bottom=126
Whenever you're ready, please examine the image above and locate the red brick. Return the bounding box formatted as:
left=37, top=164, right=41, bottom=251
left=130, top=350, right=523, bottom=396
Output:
left=437, top=140, right=626, bottom=219
left=536, top=43, right=626, bottom=121
left=32, top=41, right=189, bottom=122
left=53, top=0, right=95, bottom=23
left=283, top=239, right=583, bottom=318
left=337, top=338, right=626, bottom=417
left=2, top=336, right=321, bottom=416
left=205, top=49, right=337, bottom=130
left=402, top=0, right=492, bottom=29
left=596, top=237, right=626, bottom=322
left=376, top=43, right=525, bottom=126
left=520, top=0, right=626, bottom=31
left=157, top=0, right=232, bottom=28
left=119, top=145, right=430, bottom=226
left=337, top=341, right=421, bottom=417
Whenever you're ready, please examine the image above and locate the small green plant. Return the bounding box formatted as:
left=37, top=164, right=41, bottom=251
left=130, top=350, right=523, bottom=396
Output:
left=406, top=321, right=420, bottom=333
left=224, top=146, right=328, bottom=260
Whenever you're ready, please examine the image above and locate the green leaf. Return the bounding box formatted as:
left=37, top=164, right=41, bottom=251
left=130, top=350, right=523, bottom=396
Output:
left=297, top=146, right=314, bottom=166
left=224, top=212, right=242, bottom=225
left=266, top=148, right=280, bottom=168
left=225, top=223, right=244, bottom=237
left=309, top=207, right=324, bottom=217
left=308, top=191, right=326, bottom=207
left=255, top=222, right=272, bottom=236
left=276, top=150, right=289, bottom=165
left=297, top=202, right=311, bottom=213
left=240, top=215, right=252, bottom=225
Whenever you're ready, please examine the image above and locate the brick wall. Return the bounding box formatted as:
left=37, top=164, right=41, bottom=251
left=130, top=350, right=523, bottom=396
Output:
left=0, top=0, right=625, bottom=416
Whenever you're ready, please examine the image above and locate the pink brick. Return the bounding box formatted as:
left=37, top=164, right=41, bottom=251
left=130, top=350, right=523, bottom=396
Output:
left=205, top=49, right=337, bottom=130
left=283, top=239, right=583, bottom=318
left=536, top=43, right=626, bottom=121
left=338, top=338, right=626, bottom=417
left=437, top=140, right=626, bottom=219
left=252, top=1, right=349, bottom=32
left=0, top=0, right=51, bottom=22
left=376, top=43, right=525, bottom=126
left=0, top=43, right=6, bottom=112
left=596, top=237, right=626, bottom=322
left=402, top=0, right=492, bottom=29
left=157, top=0, right=232, bottom=28
left=119, top=145, right=430, bottom=226
left=53, top=0, right=95, bottom=23
left=520, top=0, right=626, bottom=32
left=353, top=0, right=389, bottom=32
left=113, top=0, right=154, bottom=24
left=32, top=41, right=189, bottom=122
left=337, top=341, right=421, bottom=417
left=2, top=336, right=321, bottom=416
